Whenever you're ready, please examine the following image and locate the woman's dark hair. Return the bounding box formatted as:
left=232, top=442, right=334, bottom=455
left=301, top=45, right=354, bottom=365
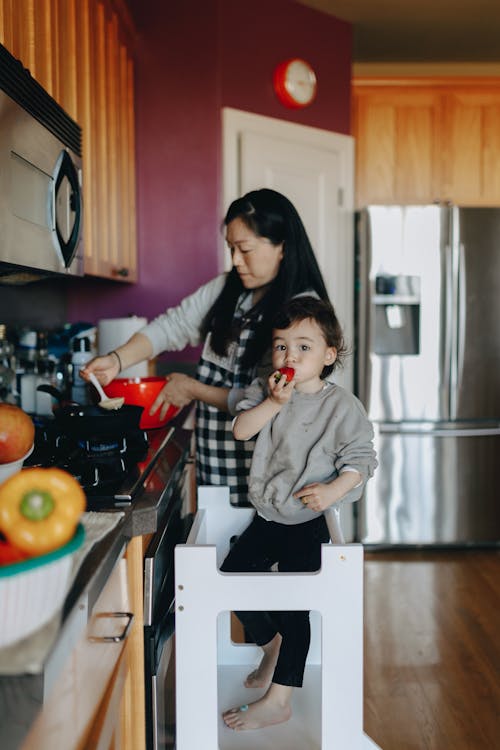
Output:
left=201, top=188, right=330, bottom=368
left=272, top=296, right=347, bottom=377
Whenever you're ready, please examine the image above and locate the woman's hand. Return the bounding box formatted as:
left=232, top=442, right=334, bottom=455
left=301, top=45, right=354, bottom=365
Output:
left=80, top=353, right=120, bottom=386
left=149, top=372, right=196, bottom=419
left=80, top=332, right=153, bottom=387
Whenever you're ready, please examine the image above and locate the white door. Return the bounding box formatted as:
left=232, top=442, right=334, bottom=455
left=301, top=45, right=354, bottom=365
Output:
left=222, top=107, right=355, bottom=390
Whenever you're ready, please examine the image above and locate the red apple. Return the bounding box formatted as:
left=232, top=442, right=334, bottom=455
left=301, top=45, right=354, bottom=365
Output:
left=0, top=404, right=35, bottom=464
left=274, top=367, right=295, bottom=383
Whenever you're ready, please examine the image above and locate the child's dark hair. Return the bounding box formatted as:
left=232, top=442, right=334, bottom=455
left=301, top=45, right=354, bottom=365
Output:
left=272, top=296, right=347, bottom=378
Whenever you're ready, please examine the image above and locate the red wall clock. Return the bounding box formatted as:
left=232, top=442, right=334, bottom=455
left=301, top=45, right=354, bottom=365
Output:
left=273, top=58, right=318, bottom=109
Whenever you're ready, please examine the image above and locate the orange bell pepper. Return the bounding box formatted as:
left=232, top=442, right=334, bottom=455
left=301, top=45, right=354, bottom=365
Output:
left=0, top=468, right=86, bottom=555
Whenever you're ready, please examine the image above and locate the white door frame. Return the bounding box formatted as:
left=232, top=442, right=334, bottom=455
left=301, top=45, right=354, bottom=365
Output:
left=222, top=107, right=355, bottom=387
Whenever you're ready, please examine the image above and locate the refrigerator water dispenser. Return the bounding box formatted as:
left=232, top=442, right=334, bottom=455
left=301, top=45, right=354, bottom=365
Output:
left=372, top=275, right=420, bottom=355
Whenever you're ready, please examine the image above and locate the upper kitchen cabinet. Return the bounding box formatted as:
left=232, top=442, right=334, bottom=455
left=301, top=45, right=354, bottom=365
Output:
left=441, top=85, right=500, bottom=206
left=352, top=78, right=500, bottom=208
left=352, top=86, right=442, bottom=207
left=0, top=0, right=138, bottom=282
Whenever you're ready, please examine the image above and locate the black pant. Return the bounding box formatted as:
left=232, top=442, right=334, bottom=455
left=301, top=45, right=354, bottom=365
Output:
left=220, top=513, right=330, bottom=687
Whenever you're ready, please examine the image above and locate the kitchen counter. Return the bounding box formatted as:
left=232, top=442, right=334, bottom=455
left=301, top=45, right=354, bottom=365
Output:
left=0, top=409, right=193, bottom=750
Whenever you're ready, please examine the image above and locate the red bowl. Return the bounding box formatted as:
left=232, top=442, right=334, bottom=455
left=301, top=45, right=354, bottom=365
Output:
left=105, top=377, right=179, bottom=430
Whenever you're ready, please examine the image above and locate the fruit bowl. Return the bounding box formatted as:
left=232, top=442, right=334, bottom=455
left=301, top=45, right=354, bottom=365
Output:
left=0, top=523, right=85, bottom=648
left=0, top=444, right=34, bottom=485
left=104, top=377, right=179, bottom=429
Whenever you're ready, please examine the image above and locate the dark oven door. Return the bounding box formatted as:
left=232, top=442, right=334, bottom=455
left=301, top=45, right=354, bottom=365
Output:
left=145, top=607, right=175, bottom=750
left=144, top=458, right=193, bottom=750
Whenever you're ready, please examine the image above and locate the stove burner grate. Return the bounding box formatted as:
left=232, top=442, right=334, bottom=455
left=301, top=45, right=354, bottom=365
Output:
left=25, top=417, right=149, bottom=502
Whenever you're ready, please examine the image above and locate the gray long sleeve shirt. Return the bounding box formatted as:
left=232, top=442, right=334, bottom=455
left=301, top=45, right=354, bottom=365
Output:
left=236, top=380, right=377, bottom=525
left=139, top=274, right=226, bottom=355
left=138, top=273, right=262, bottom=414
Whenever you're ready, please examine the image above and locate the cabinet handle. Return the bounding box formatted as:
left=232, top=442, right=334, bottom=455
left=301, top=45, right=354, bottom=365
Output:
left=113, top=267, right=130, bottom=277
left=88, top=611, right=134, bottom=642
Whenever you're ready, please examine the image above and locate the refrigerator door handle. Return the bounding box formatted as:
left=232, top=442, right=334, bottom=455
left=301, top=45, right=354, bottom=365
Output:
left=378, top=421, right=500, bottom=437
left=456, top=241, right=466, bottom=403
left=442, top=242, right=453, bottom=416
left=356, top=209, right=372, bottom=409
left=449, top=206, right=461, bottom=418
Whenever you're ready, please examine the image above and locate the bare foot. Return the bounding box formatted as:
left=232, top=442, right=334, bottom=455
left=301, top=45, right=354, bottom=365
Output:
left=223, top=683, right=293, bottom=731
left=244, top=633, right=282, bottom=688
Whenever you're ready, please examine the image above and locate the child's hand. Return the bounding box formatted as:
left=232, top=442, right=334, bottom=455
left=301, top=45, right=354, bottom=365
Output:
left=267, top=369, right=295, bottom=405
left=294, top=482, right=336, bottom=512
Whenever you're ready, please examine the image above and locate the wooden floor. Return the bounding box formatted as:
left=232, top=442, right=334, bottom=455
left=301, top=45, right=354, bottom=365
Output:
left=363, top=549, right=500, bottom=750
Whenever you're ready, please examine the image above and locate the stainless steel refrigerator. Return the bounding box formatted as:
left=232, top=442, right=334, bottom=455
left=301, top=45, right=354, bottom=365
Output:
left=355, top=205, right=500, bottom=547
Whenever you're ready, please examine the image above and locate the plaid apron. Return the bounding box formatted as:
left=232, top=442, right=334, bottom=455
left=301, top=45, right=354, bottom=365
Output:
left=195, top=295, right=261, bottom=506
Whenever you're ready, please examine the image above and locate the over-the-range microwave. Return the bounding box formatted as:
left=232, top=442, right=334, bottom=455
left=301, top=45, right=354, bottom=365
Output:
left=0, top=43, right=83, bottom=284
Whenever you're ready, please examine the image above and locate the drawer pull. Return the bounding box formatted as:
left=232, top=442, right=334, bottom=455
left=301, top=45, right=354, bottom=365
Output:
left=89, top=611, right=134, bottom=643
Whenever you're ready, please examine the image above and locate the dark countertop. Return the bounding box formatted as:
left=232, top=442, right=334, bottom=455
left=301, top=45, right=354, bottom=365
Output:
left=0, top=408, right=193, bottom=750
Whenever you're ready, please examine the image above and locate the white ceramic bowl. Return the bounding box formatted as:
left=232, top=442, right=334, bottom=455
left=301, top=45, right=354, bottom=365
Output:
left=0, top=523, right=85, bottom=648
left=0, top=444, right=34, bottom=485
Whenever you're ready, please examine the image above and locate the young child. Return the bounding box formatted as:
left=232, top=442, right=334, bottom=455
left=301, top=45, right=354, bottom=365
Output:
left=221, top=296, right=377, bottom=732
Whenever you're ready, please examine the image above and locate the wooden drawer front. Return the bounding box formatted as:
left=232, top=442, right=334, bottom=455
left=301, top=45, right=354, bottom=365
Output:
left=80, top=645, right=129, bottom=750
left=23, top=557, right=133, bottom=750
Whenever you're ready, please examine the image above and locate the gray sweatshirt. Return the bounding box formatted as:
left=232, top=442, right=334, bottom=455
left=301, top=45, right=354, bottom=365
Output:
left=236, top=380, right=377, bottom=525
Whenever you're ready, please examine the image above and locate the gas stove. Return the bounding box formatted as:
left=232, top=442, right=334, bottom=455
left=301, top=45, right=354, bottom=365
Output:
left=25, top=416, right=184, bottom=510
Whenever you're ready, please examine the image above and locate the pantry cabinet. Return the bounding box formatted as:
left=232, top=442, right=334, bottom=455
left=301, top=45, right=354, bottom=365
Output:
left=0, top=0, right=137, bottom=282
left=352, top=78, right=500, bottom=207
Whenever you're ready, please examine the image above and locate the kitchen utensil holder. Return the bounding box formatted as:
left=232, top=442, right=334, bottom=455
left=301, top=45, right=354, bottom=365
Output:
left=175, top=486, right=382, bottom=749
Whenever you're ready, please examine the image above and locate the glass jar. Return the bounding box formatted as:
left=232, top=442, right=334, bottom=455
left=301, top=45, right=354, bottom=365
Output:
left=0, top=324, right=16, bottom=403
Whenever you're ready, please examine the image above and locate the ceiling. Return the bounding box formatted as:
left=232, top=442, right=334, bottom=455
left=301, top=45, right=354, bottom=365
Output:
left=296, top=0, right=500, bottom=62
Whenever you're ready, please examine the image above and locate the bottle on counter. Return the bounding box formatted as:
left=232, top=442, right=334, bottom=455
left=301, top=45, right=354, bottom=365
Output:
left=55, top=351, right=73, bottom=400
left=0, top=324, right=16, bottom=403
left=32, top=332, right=56, bottom=415
left=17, top=329, right=38, bottom=363
left=35, top=359, right=57, bottom=416
left=0, top=324, right=14, bottom=366
left=15, top=329, right=36, bottom=409
left=19, top=360, right=37, bottom=413
left=71, top=336, right=91, bottom=404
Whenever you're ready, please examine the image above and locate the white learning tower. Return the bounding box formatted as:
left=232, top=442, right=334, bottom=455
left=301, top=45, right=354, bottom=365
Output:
left=175, top=486, right=383, bottom=750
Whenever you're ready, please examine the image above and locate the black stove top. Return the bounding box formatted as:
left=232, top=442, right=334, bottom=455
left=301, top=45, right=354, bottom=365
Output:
left=25, top=416, right=181, bottom=510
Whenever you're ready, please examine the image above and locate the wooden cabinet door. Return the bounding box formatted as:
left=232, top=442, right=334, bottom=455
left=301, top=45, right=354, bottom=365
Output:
left=78, top=0, right=138, bottom=282
left=353, top=86, right=442, bottom=207
left=353, top=79, right=500, bottom=207
left=442, top=87, right=500, bottom=205
left=0, top=0, right=138, bottom=282
left=22, top=556, right=133, bottom=750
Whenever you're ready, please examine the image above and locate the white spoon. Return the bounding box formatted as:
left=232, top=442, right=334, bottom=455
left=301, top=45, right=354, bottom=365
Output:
left=88, top=372, right=125, bottom=411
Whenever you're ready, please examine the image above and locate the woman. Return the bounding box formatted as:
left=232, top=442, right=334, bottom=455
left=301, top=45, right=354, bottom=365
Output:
left=81, top=188, right=330, bottom=505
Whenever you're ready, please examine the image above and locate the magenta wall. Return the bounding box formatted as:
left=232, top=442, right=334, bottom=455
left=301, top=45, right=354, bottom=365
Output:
left=219, top=0, right=351, bottom=134
left=67, top=0, right=352, bottom=363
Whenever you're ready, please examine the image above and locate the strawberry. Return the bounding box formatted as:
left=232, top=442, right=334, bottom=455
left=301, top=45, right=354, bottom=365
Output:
left=274, top=367, right=295, bottom=383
